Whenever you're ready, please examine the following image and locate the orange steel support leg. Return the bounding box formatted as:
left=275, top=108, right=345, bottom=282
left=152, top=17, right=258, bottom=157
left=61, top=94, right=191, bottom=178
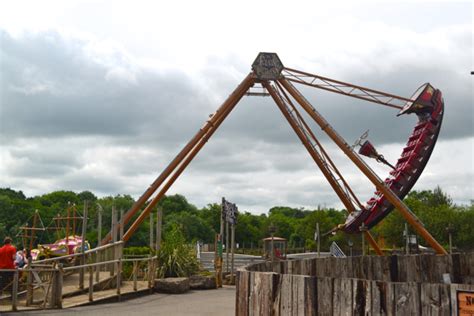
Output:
left=122, top=74, right=256, bottom=242
left=265, top=82, right=383, bottom=256
left=363, top=231, right=383, bottom=256
left=103, top=73, right=255, bottom=244
left=279, top=78, right=447, bottom=255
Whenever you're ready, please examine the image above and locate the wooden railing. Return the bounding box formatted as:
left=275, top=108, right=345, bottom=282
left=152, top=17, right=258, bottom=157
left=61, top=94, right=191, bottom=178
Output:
left=0, top=242, right=157, bottom=312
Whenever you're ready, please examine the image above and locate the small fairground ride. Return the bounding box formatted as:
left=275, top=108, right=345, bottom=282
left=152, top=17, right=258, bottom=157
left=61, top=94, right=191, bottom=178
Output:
left=100, top=53, right=447, bottom=256
left=262, top=237, right=287, bottom=260
left=24, top=203, right=90, bottom=261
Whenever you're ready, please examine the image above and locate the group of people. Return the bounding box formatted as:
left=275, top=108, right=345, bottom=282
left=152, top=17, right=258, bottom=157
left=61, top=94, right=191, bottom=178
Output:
left=0, top=237, right=26, bottom=295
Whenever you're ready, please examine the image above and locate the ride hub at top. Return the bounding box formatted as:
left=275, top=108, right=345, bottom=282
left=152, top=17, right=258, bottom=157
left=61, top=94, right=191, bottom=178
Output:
left=106, top=52, right=447, bottom=255
left=252, top=52, right=284, bottom=80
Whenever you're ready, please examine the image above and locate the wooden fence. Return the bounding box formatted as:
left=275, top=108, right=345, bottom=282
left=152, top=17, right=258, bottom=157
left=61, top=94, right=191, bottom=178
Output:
left=0, top=241, right=158, bottom=312
left=236, top=253, right=474, bottom=315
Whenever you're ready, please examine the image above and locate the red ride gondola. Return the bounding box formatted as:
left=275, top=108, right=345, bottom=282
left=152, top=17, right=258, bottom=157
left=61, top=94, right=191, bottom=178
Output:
left=344, top=84, right=444, bottom=233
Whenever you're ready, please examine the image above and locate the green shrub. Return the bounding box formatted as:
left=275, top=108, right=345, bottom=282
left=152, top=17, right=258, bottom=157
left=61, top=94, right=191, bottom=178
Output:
left=156, top=224, right=199, bottom=278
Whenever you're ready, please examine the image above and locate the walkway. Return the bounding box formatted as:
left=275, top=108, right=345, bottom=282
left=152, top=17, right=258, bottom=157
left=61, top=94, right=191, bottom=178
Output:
left=2, top=286, right=236, bottom=316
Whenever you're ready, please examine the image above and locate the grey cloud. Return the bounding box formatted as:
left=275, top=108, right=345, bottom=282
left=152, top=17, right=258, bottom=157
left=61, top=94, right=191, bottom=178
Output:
left=0, top=30, right=207, bottom=144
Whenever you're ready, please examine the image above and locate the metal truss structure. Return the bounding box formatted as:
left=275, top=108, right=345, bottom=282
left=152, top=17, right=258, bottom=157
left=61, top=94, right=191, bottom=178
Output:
left=102, top=53, right=447, bottom=255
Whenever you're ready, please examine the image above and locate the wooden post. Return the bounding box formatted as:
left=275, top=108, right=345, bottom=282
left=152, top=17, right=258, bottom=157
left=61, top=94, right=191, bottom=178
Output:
left=26, top=257, right=33, bottom=306
left=231, top=223, right=235, bottom=284
left=50, top=265, right=63, bottom=309
left=148, top=257, right=153, bottom=289
left=79, top=201, right=88, bottom=290
left=96, top=205, right=102, bottom=282
left=11, top=270, right=18, bottom=311
left=133, top=261, right=138, bottom=291
left=88, top=265, right=94, bottom=302
left=149, top=212, right=154, bottom=251
left=116, top=258, right=121, bottom=299
left=156, top=207, right=162, bottom=251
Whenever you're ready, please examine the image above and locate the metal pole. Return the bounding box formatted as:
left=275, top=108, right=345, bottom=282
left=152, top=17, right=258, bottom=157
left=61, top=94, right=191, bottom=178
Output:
left=96, top=204, right=102, bottom=282
left=220, top=198, right=224, bottom=283
left=112, top=206, right=117, bottom=244
left=230, top=223, right=235, bottom=284
left=449, top=231, right=453, bottom=254
left=156, top=207, right=162, bottom=251
left=405, top=223, right=409, bottom=255
left=271, top=233, right=275, bottom=264
left=120, top=209, right=124, bottom=241
left=225, top=220, right=229, bottom=273
left=316, top=222, right=320, bottom=257
left=149, top=212, right=154, bottom=251
left=79, top=201, right=88, bottom=290
left=279, top=78, right=448, bottom=255
left=111, top=206, right=116, bottom=276
left=360, top=223, right=366, bottom=256
left=446, top=224, right=453, bottom=254
left=66, top=202, right=70, bottom=254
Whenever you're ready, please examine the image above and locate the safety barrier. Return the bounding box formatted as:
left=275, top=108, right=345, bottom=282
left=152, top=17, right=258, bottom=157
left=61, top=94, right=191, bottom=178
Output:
left=236, top=253, right=474, bottom=315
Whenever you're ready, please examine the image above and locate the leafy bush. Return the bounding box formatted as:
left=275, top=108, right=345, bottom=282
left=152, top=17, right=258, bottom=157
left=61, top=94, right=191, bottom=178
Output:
left=156, top=224, right=199, bottom=278
left=123, top=246, right=152, bottom=256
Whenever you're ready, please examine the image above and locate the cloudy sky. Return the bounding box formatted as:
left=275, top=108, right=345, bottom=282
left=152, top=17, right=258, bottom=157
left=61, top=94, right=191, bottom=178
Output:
left=0, top=1, right=472, bottom=214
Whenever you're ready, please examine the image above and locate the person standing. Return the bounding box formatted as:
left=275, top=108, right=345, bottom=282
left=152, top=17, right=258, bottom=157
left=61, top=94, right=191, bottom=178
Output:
left=0, top=237, right=17, bottom=295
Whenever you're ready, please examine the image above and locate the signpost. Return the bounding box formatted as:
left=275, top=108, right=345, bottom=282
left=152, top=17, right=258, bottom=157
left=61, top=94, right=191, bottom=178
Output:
left=220, top=198, right=239, bottom=285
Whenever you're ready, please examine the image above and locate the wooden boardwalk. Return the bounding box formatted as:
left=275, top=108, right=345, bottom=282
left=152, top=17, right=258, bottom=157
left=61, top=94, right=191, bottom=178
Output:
left=63, top=281, right=150, bottom=308
left=0, top=270, right=151, bottom=312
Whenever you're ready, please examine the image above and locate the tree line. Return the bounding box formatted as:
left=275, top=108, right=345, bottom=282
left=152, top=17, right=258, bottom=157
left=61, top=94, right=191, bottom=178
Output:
left=0, top=186, right=472, bottom=253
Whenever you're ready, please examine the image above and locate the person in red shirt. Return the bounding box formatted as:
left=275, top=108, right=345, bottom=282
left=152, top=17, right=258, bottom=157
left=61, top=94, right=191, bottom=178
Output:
left=0, top=237, right=17, bottom=295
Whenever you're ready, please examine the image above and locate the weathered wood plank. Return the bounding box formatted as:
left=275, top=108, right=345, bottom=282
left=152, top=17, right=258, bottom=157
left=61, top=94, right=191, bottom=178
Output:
left=317, top=277, right=333, bottom=315
left=406, top=255, right=422, bottom=283
left=371, top=281, right=391, bottom=315
left=420, top=283, right=450, bottom=316
left=236, top=271, right=250, bottom=316
left=392, top=282, right=420, bottom=315
left=248, top=272, right=278, bottom=316
left=332, top=278, right=352, bottom=316
left=274, top=273, right=289, bottom=316
left=293, top=275, right=305, bottom=315
left=353, top=279, right=370, bottom=316
left=304, top=276, right=317, bottom=316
